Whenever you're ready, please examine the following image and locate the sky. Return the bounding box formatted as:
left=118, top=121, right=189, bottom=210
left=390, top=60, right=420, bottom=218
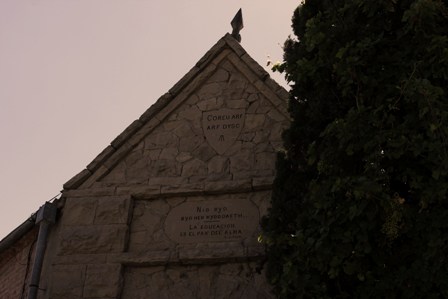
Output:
left=0, top=0, right=298, bottom=239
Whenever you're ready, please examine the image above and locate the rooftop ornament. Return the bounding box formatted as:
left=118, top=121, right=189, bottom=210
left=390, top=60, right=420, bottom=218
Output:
left=231, top=8, right=243, bottom=42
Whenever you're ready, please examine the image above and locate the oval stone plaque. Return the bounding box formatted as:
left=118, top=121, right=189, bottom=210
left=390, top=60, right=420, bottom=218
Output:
left=164, top=198, right=259, bottom=243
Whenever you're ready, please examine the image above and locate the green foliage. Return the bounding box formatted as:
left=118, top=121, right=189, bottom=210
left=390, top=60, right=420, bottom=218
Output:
left=262, top=0, right=448, bottom=298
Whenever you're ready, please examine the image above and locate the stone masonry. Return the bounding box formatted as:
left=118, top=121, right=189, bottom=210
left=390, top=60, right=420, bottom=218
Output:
left=23, top=33, right=290, bottom=299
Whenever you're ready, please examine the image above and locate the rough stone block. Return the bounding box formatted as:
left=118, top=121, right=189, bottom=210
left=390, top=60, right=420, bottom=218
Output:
left=111, top=120, right=143, bottom=149
left=267, top=108, right=286, bottom=122
left=94, top=197, right=131, bottom=225
left=173, top=123, right=196, bottom=140
left=145, top=131, right=179, bottom=149
left=253, top=130, right=270, bottom=144
left=130, top=116, right=162, bottom=146
left=176, top=152, right=193, bottom=163
left=204, top=172, right=233, bottom=182
left=63, top=169, right=92, bottom=190
left=252, top=177, right=275, bottom=190
left=179, top=135, right=203, bottom=152
left=62, top=198, right=97, bottom=226
left=169, top=66, right=200, bottom=96
left=58, top=225, right=128, bottom=255
left=147, top=148, right=162, bottom=160
left=124, top=146, right=143, bottom=166
left=148, top=159, right=181, bottom=177
left=181, top=158, right=207, bottom=177
left=163, top=119, right=183, bottom=132
left=253, top=79, right=286, bottom=111
left=264, top=76, right=286, bottom=96
left=226, top=53, right=260, bottom=86
left=255, top=152, right=276, bottom=170
left=207, top=156, right=229, bottom=174
left=148, top=176, right=187, bottom=186
left=54, top=253, right=107, bottom=265
left=125, top=161, right=149, bottom=184
left=159, top=147, right=179, bottom=160
left=223, top=33, right=247, bottom=58
left=233, top=170, right=274, bottom=181
left=197, top=98, right=222, bottom=111
left=192, top=143, right=216, bottom=162
left=208, top=68, right=230, bottom=83
left=116, top=185, right=161, bottom=197
left=84, top=264, right=122, bottom=298
left=178, top=243, right=244, bottom=262
left=161, top=182, right=204, bottom=195
left=196, top=37, right=227, bottom=68
left=241, top=53, right=270, bottom=80
left=86, top=145, right=115, bottom=172
left=198, top=81, right=225, bottom=100
left=139, top=93, right=172, bottom=123
left=204, top=179, right=252, bottom=193
left=247, top=99, right=260, bottom=114
left=197, top=266, right=214, bottom=298
left=269, top=122, right=287, bottom=142
left=229, top=150, right=255, bottom=172
left=99, top=163, right=126, bottom=185
left=113, top=251, right=171, bottom=264
left=63, top=187, right=116, bottom=198
left=226, top=99, right=248, bottom=109
left=102, top=141, right=132, bottom=171
left=178, top=104, right=202, bottom=121
left=245, top=114, right=266, bottom=130
left=50, top=265, right=85, bottom=299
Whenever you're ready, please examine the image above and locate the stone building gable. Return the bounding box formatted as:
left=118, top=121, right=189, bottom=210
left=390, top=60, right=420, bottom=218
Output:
left=40, top=33, right=290, bottom=299
left=62, top=33, right=289, bottom=197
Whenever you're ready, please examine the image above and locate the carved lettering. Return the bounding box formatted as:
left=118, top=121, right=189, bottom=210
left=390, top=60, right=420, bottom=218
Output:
left=202, top=108, right=245, bottom=154
left=164, top=198, right=259, bottom=243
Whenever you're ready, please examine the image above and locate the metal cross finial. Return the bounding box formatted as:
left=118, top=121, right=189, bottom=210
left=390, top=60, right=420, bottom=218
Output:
left=231, top=8, right=243, bottom=42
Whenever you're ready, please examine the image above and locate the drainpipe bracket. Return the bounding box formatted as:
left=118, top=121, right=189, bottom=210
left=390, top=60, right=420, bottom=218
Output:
left=36, top=202, right=57, bottom=224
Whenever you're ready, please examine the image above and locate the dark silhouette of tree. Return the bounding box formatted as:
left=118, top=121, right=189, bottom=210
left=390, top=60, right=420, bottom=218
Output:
left=262, top=0, right=448, bottom=298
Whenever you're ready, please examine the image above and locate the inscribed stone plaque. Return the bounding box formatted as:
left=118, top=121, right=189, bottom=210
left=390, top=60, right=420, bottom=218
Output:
left=202, top=108, right=245, bottom=154
left=164, top=198, right=259, bottom=243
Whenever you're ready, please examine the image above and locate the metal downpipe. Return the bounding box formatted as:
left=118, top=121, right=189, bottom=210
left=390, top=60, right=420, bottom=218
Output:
left=27, top=202, right=57, bottom=299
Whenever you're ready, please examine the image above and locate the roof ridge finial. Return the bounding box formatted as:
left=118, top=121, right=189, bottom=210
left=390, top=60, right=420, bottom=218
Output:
left=231, top=8, right=243, bottom=43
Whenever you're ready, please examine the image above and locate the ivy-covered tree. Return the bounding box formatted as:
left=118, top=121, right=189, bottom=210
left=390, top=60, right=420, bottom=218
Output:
left=262, top=0, right=448, bottom=298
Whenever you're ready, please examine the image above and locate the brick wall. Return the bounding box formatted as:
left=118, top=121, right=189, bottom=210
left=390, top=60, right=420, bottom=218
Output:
left=0, top=227, right=38, bottom=299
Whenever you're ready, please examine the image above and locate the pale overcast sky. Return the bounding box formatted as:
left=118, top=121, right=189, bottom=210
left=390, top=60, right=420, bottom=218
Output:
left=0, top=0, right=297, bottom=239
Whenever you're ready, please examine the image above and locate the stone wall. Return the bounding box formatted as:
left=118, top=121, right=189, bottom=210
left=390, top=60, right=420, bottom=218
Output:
left=122, top=263, right=272, bottom=299
left=42, top=35, right=289, bottom=299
